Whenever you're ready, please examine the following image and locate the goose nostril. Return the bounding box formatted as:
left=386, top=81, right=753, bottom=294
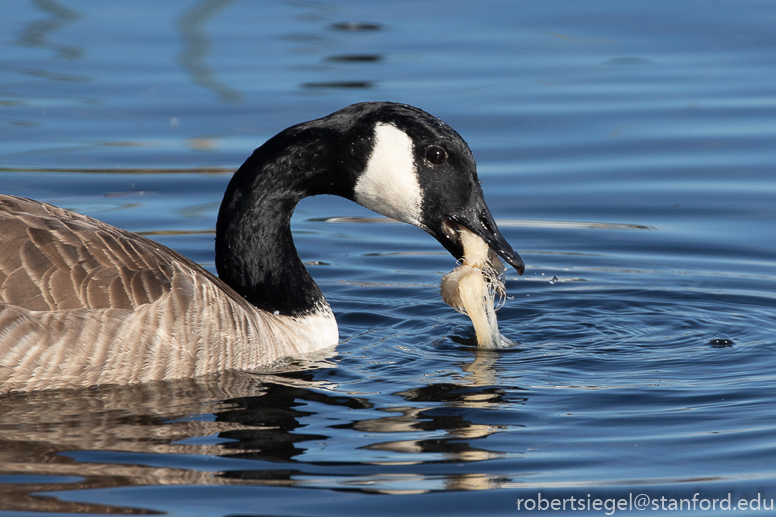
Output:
left=480, top=212, right=494, bottom=234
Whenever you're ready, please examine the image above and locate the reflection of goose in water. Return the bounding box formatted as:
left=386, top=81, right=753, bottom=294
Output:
left=0, top=361, right=529, bottom=512
left=0, top=102, right=523, bottom=392
left=0, top=372, right=257, bottom=514
left=0, top=370, right=354, bottom=514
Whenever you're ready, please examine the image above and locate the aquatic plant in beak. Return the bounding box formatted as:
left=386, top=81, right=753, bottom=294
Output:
left=440, top=223, right=513, bottom=348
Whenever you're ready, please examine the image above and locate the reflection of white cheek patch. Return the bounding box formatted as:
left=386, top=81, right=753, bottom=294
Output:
left=354, top=123, right=422, bottom=226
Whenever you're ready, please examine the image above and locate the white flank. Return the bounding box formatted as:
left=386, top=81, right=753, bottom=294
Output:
left=276, top=305, right=339, bottom=355
left=353, top=123, right=422, bottom=226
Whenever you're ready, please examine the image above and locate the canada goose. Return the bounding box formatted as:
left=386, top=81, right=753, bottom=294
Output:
left=0, top=102, right=524, bottom=392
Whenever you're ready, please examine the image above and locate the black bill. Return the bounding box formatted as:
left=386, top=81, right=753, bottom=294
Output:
left=436, top=197, right=525, bottom=275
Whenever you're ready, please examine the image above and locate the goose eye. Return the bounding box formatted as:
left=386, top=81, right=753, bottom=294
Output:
left=425, top=145, right=447, bottom=166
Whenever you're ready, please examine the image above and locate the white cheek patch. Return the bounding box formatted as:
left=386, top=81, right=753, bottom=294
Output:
left=353, top=123, right=423, bottom=226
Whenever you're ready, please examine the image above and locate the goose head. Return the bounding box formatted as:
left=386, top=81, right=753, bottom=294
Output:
left=348, top=102, right=525, bottom=274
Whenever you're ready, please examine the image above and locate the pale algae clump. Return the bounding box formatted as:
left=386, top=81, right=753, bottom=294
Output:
left=440, top=225, right=514, bottom=348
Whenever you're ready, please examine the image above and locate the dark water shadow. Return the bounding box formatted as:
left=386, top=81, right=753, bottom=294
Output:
left=301, top=80, right=374, bottom=89
left=326, top=54, right=382, bottom=63
left=284, top=3, right=385, bottom=92
left=15, top=0, right=83, bottom=60
left=12, top=0, right=89, bottom=86
left=176, top=0, right=241, bottom=102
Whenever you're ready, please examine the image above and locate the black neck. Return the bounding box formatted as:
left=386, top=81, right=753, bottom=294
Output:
left=215, top=123, right=368, bottom=317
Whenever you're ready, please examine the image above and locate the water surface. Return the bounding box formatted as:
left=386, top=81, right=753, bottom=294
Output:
left=1, top=0, right=775, bottom=515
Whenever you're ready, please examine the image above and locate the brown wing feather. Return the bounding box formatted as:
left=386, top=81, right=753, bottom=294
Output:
left=0, top=195, right=178, bottom=311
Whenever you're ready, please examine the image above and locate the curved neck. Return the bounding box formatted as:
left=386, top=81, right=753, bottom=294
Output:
left=215, top=125, right=367, bottom=317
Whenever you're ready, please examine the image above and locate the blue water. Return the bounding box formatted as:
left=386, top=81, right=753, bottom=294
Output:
left=1, top=0, right=775, bottom=515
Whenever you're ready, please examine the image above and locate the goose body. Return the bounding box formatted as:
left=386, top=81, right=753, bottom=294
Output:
left=0, top=102, right=523, bottom=393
